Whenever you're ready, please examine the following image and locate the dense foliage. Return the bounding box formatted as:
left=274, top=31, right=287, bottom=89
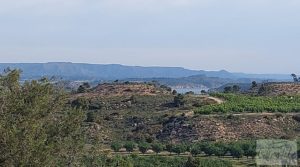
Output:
left=196, top=93, right=300, bottom=114
left=82, top=155, right=233, bottom=167
left=0, top=70, right=85, bottom=166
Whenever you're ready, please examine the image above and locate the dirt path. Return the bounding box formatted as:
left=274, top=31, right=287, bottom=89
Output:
left=206, top=96, right=224, bottom=104
left=192, top=95, right=224, bottom=104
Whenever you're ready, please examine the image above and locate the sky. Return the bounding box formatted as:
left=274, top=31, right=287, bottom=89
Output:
left=0, top=0, right=300, bottom=74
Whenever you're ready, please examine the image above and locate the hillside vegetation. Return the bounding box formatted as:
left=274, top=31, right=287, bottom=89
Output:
left=1, top=70, right=299, bottom=167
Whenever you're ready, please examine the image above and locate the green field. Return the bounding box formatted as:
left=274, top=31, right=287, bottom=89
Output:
left=196, top=93, right=300, bottom=114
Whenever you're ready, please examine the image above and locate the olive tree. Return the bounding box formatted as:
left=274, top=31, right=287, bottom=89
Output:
left=0, top=69, right=85, bottom=166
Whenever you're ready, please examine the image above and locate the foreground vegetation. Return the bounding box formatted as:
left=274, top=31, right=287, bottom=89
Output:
left=196, top=93, right=300, bottom=114
left=0, top=69, right=86, bottom=166
left=82, top=155, right=233, bottom=167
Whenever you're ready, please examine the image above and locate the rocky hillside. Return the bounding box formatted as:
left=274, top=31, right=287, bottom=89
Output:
left=70, top=82, right=300, bottom=146
left=88, top=110, right=300, bottom=146
left=74, top=83, right=172, bottom=98
left=259, top=82, right=300, bottom=96
left=157, top=113, right=300, bottom=143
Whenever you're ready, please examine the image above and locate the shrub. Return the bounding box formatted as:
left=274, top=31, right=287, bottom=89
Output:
left=86, top=111, right=96, bottom=122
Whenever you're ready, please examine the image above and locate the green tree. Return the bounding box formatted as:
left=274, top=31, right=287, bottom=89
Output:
left=230, top=144, right=244, bottom=159
left=190, top=144, right=202, bottom=157
left=202, top=143, right=217, bottom=156
left=138, top=142, right=150, bottom=154
left=111, top=142, right=123, bottom=152
left=241, top=142, right=256, bottom=159
left=232, top=85, right=241, bottom=92
left=224, top=86, right=233, bottom=93
left=151, top=143, right=164, bottom=154
left=174, top=94, right=185, bottom=107
left=0, top=70, right=85, bottom=166
left=166, top=143, right=174, bottom=155
left=124, top=141, right=136, bottom=153
left=77, top=82, right=91, bottom=93
left=214, top=143, right=227, bottom=157
left=172, top=144, right=186, bottom=155
left=251, top=81, right=258, bottom=88
left=77, top=85, right=86, bottom=93
left=291, top=74, right=299, bottom=82
left=83, top=82, right=91, bottom=89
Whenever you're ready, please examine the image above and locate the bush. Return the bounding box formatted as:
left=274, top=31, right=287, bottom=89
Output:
left=86, top=111, right=96, bottom=122
left=71, top=97, right=90, bottom=109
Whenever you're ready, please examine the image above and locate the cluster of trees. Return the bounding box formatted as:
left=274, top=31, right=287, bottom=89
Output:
left=0, top=69, right=86, bottom=166
left=111, top=140, right=256, bottom=159
left=77, top=82, right=91, bottom=93
left=291, top=74, right=300, bottom=82
left=196, top=93, right=300, bottom=114
left=190, top=141, right=256, bottom=159
left=223, top=85, right=241, bottom=93
left=111, top=141, right=165, bottom=154
left=159, top=85, right=172, bottom=92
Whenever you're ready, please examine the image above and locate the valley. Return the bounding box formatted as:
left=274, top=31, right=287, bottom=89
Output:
left=1, top=69, right=300, bottom=167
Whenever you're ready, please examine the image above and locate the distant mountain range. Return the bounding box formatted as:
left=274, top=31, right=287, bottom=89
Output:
left=0, top=62, right=291, bottom=81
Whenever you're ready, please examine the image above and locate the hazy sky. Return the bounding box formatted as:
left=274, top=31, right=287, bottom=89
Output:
left=0, top=0, right=300, bottom=74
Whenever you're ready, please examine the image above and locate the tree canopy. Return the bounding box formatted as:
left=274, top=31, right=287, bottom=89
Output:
left=0, top=69, right=85, bottom=166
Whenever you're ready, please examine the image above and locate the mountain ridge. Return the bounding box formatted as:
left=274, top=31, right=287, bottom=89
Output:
left=0, top=62, right=291, bottom=80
